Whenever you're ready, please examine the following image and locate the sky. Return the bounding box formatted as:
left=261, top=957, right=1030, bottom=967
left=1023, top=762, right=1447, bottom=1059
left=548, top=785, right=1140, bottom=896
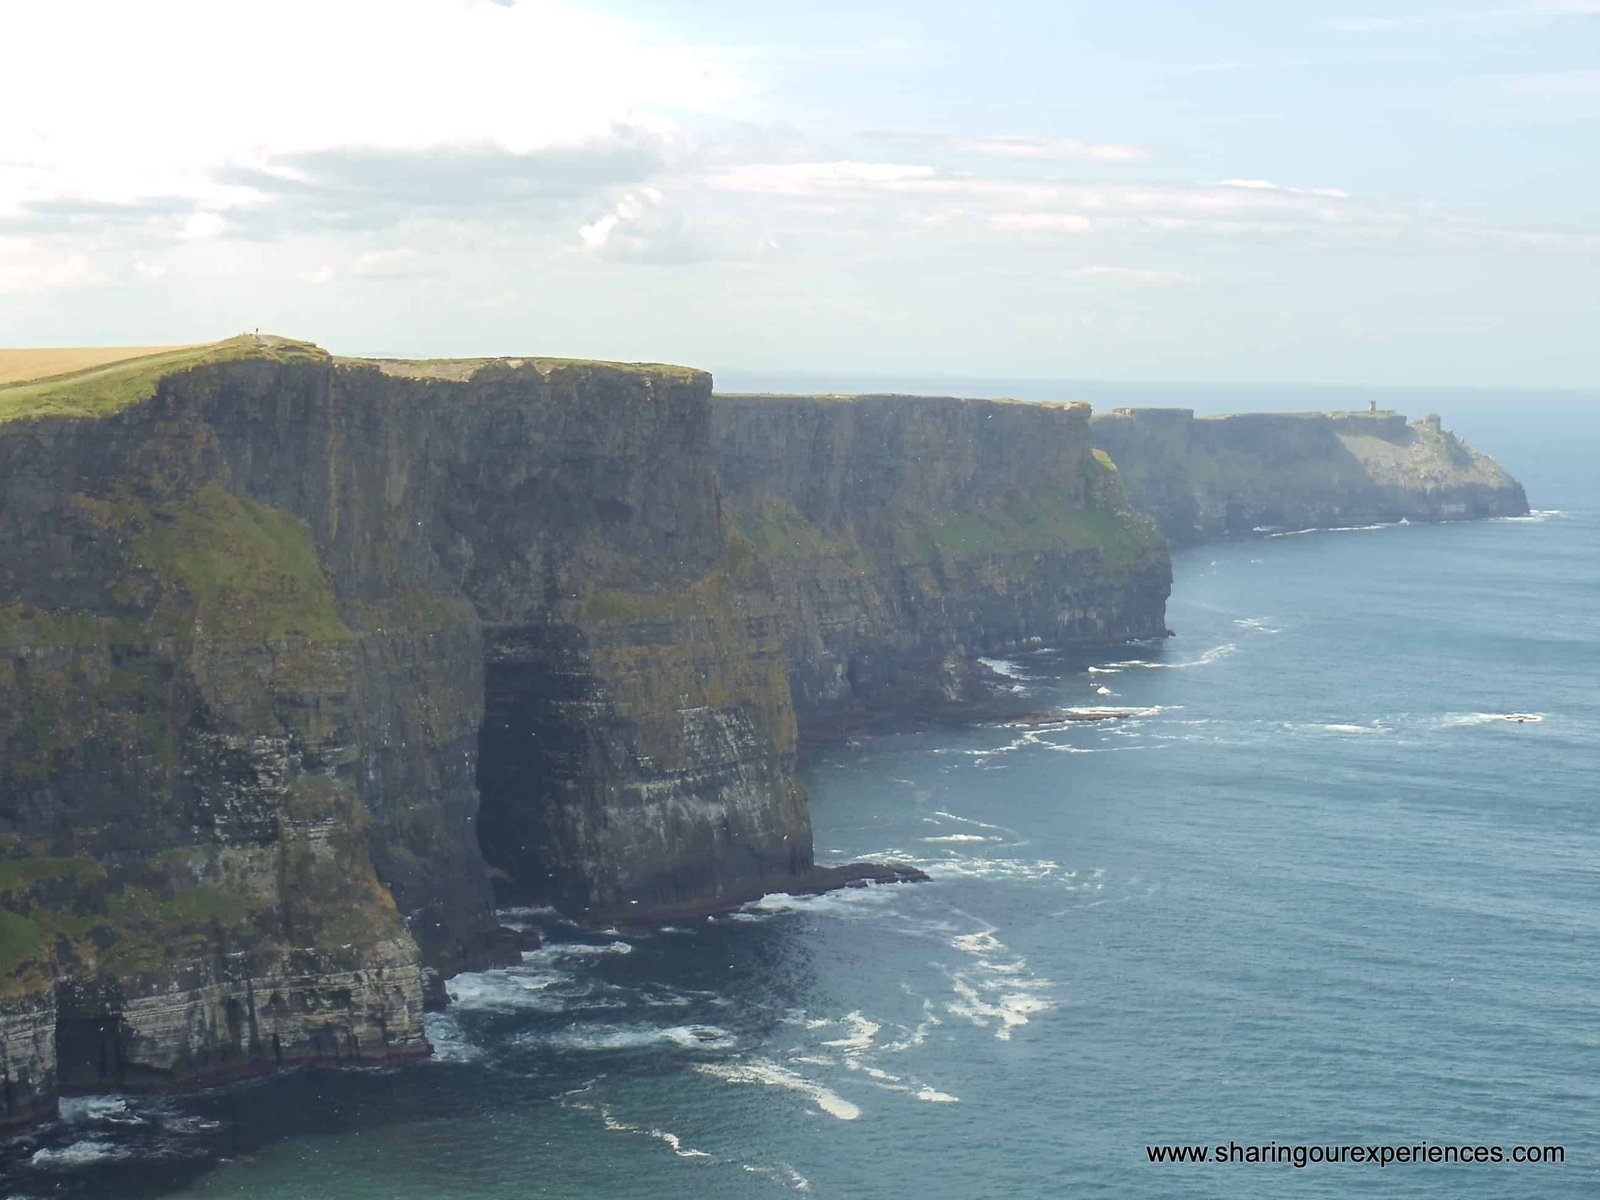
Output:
left=2, top=0, right=1595, bottom=387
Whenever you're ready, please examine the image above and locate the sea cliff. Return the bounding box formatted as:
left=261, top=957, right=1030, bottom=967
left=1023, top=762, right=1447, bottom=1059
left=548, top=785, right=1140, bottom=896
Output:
left=711, top=394, right=1170, bottom=735
left=1090, top=407, right=1529, bottom=544
left=0, top=340, right=812, bottom=1130
left=0, top=342, right=1171, bottom=1130
left=0, top=341, right=1529, bottom=1133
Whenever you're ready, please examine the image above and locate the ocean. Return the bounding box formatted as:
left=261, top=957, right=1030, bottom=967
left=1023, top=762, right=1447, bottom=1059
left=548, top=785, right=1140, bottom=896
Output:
left=4, top=390, right=1595, bottom=1199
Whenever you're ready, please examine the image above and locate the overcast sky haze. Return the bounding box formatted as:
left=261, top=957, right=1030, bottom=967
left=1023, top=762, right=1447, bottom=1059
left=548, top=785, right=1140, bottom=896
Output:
left=2, top=0, right=1595, bottom=387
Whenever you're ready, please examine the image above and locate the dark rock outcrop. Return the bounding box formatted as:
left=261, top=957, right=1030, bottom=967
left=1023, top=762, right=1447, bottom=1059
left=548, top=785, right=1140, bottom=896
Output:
left=1090, top=407, right=1528, bottom=544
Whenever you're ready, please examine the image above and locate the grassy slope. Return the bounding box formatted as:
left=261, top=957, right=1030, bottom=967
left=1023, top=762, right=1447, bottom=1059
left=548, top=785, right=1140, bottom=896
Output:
left=0, top=336, right=327, bottom=424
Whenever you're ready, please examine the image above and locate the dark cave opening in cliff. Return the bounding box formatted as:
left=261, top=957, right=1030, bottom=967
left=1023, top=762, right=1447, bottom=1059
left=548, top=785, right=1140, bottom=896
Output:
left=474, top=658, right=568, bottom=909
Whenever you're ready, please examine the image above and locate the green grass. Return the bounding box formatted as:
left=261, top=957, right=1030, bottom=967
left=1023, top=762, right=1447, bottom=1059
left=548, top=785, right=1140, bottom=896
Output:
left=0, top=908, right=45, bottom=994
left=0, top=335, right=328, bottom=424
left=0, top=855, right=103, bottom=898
left=99, top=884, right=266, bottom=975
left=892, top=489, right=1163, bottom=566
left=730, top=497, right=865, bottom=565
left=132, top=483, right=352, bottom=642
left=347, top=354, right=707, bottom=385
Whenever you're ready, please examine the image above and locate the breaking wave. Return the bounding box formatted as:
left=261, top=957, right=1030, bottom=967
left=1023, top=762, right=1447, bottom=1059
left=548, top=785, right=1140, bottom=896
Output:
left=694, top=1060, right=862, bottom=1121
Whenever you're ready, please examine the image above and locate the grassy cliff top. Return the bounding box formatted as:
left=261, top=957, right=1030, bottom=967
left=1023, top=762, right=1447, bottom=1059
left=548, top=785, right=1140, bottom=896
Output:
left=715, top=392, right=1089, bottom=413
left=0, top=337, right=706, bottom=423
left=0, top=335, right=327, bottom=424
left=343, top=355, right=708, bottom=385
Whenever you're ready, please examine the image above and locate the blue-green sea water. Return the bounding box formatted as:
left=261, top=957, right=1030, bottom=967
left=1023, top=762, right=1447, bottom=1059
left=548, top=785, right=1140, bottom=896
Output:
left=4, top=395, right=1595, bottom=1199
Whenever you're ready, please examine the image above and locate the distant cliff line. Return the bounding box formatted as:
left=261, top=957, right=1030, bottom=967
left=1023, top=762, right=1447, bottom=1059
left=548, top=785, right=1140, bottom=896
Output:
left=1088, top=406, right=1528, bottom=544
left=0, top=338, right=1528, bottom=1132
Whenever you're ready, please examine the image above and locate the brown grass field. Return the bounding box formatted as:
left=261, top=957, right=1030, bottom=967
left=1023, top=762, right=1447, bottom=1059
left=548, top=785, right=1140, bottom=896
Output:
left=0, top=345, right=200, bottom=387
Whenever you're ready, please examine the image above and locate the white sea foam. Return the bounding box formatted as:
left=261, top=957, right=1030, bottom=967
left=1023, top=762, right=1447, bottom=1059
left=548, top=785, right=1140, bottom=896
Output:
left=946, top=975, right=1053, bottom=1040
left=930, top=810, right=1012, bottom=835
left=58, top=1096, right=143, bottom=1125
left=743, top=1163, right=813, bottom=1191
left=942, top=917, right=1055, bottom=1040
left=30, top=1140, right=127, bottom=1167
left=526, top=940, right=634, bottom=960
left=819, top=1013, right=879, bottom=1054
left=735, top=885, right=902, bottom=922
left=1096, top=643, right=1236, bottom=671
left=977, top=656, right=1027, bottom=679
left=446, top=967, right=568, bottom=1013
left=1284, top=721, right=1388, bottom=736
left=1441, top=711, right=1546, bottom=727
left=1233, top=616, right=1283, bottom=634
left=647, top=1128, right=713, bottom=1160
left=694, top=1060, right=862, bottom=1120
left=1495, top=509, right=1564, bottom=523
left=422, top=1011, right=480, bottom=1063
left=574, top=1101, right=715, bottom=1161
left=1266, top=522, right=1394, bottom=538
left=542, top=1024, right=734, bottom=1052
left=921, top=833, right=1002, bottom=844
left=838, top=1056, right=962, bottom=1104
left=880, top=997, right=943, bottom=1054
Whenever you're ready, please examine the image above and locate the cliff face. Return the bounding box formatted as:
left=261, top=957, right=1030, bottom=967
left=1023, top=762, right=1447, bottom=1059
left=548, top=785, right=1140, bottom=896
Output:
left=0, top=347, right=1185, bottom=1132
left=0, top=343, right=808, bottom=1130
left=0, top=348, right=437, bottom=1130
left=1091, top=407, right=1529, bottom=544
left=711, top=394, right=1172, bottom=732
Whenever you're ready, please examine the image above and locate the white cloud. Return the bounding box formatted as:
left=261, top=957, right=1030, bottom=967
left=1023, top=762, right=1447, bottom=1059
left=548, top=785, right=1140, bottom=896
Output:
left=992, top=213, right=1097, bottom=233
left=182, top=212, right=229, bottom=240
left=1063, top=266, right=1188, bottom=284
left=0, top=238, right=101, bottom=293
left=954, top=135, right=1148, bottom=163
left=297, top=266, right=336, bottom=286
left=352, top=247, right=427, bottom=280
left=1217, top=179, right=1352, bottom=198
left=0, top=0, right=735, bottom=234
left=708, top=161, right=939, bottom=195
left=1498, top=68, right=1600, bottom=100
left=1328, top=1, right=1600, bottom=30
left=576, top=188, right=711, bottom=262
left=580, top=189, right=666, bottom=250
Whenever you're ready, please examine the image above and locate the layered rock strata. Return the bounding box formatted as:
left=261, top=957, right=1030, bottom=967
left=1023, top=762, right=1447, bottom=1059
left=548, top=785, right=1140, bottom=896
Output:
left=710, top=394, right=1172, bottom=734
left=0, top=342, right=810, bottom=1129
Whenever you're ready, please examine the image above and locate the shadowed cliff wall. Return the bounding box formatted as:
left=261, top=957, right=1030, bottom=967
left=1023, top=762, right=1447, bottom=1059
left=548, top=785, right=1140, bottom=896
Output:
left=0, top=346, right=810, bottom=1129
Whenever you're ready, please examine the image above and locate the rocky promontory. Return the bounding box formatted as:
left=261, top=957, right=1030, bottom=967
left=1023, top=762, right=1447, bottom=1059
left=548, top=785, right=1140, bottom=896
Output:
left=1090, top=407, right=1528, bottom=544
